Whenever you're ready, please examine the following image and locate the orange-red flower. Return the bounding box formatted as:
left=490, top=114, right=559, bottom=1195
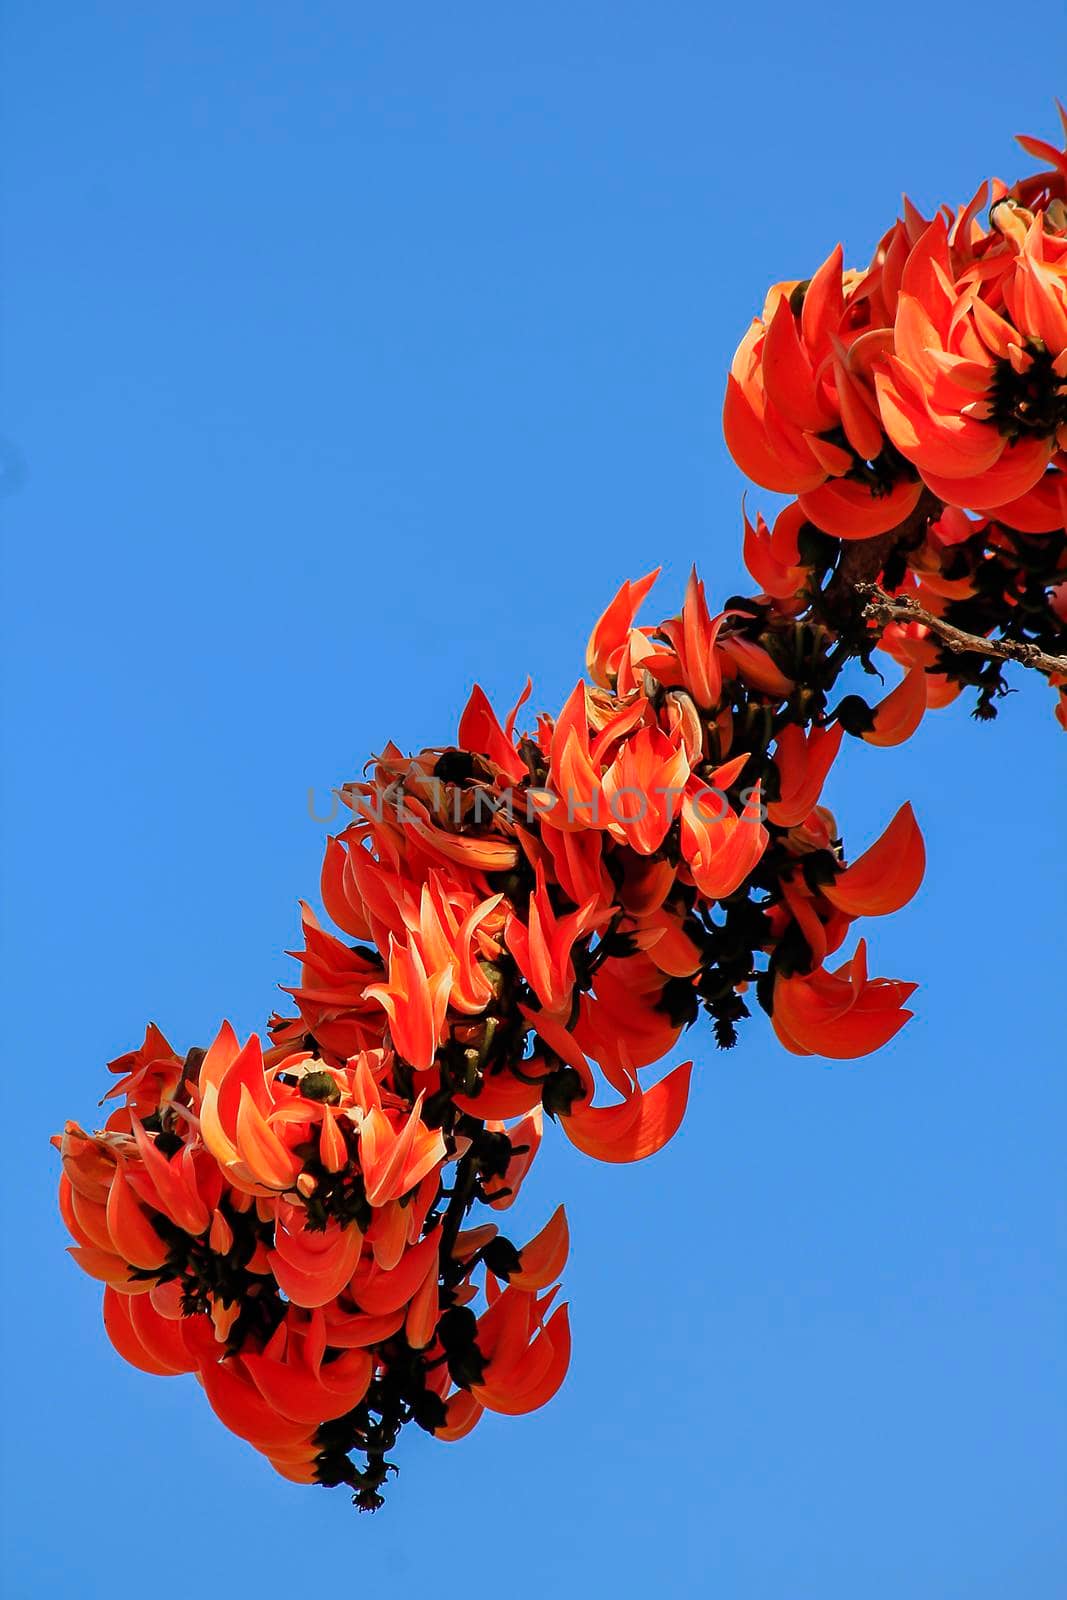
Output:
left=767, top=723, right=843, bottom=828
left=357, top=1085, right=446, bottom=1209
left=586, top=568, right=660, bottom=687
left=656, top=568, right=727, bottom=709
left=822, top=802, right=925, bottom=918
left=470, top=1286, right=571, bottom=1416
left=772, top=941, right=917, bottom=1058
left=724, top=245, right=926, bottom=537
left=505, top=864, right=610, bottom=1017
left=679, top=767, right=768, bottom=900
left=863, top=665, right=928, bottom=747
left=875, top=215, right=1061, bottom=509
left=104, top=1024, right=185, bottom=1118
left=743, top=501, right=811, bottom=602
left=601, top=722, right=690, bottom=855
left=364, top=933, right=452, bottom=1070
left=561, top=1058, right=693, bottom=1164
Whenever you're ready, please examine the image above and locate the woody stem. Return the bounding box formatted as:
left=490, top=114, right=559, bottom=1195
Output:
left=819, top=488, right=942, bottom=631
left=438, top=1143, right=482, bottom=1288
left=856, top=582, right=1067, bottom=678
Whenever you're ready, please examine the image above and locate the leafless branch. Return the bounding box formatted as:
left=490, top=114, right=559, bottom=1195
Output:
left=856, top=582, right=1067, bottom=679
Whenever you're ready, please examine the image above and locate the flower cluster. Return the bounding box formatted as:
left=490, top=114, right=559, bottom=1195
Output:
left=728, top=109, right=1067, bottom=723
left=56, top=116, right=1066, bottom=1510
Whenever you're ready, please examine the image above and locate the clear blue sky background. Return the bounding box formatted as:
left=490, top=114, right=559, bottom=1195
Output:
left=2, top=6, right=1065, bottom=1596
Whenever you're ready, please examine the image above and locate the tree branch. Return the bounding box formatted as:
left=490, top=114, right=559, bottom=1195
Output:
left=857, top=582, right=1067, bottom=679
left=438, top=1145, right=481, bottom=1289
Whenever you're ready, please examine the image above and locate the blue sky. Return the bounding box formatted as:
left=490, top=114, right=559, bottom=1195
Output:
left=2, top=5, right=1065, bottom=1596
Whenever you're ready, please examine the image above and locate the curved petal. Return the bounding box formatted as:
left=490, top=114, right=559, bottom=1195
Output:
left=822, top=802, right=926, bottom=917
left=562, top=1062, right=692, bottom=1164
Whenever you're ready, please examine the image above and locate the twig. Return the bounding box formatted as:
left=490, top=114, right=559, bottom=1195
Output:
left=857, top=582, right=1067, bottom=679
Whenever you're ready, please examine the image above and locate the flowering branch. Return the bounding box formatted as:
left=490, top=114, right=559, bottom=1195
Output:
left=54, top=109, right=1067, bottom=1513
